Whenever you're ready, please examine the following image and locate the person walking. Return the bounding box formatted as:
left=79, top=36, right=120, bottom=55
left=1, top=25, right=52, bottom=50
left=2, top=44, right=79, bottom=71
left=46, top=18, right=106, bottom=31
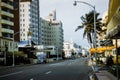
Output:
left=106, top=55, right=113, bottom=67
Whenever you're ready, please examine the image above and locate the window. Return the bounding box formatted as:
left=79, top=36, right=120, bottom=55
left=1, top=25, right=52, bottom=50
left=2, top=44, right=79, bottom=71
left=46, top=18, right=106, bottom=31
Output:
left=23, top=29, right=25, bottom=31
left=16, top=43, right=18, bottom=48
left=23, top=33, right=25, bottom=36
left=20, top=29, right=22, bottom=31
left=28, top=4, right=30, bottom=7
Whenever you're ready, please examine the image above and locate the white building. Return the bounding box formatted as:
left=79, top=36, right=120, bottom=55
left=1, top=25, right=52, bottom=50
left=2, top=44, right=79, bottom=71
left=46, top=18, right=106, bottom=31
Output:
left=39, top=10, right=64, bottom=58
left=19, top=0, right=39, bottom=44
left=63, top=40, right=82, bottom=58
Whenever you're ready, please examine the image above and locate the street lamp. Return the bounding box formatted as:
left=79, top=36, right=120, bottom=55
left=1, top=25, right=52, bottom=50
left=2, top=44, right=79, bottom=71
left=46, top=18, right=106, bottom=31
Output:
left=73, top=0, right=97, bottom=70
left=12, top=31, right=19, bottom=67
left=56, top=47, right=59, bottom=61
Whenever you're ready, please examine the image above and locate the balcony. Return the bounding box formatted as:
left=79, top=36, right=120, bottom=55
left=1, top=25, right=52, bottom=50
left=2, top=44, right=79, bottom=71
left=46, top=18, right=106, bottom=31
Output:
left=1, top=2, right=13, bottom=10
left=1, top=10, right=14, bottom=18
left=2, top=28, right=14, bottom=34
left=1, top=19, right=14, bottom=26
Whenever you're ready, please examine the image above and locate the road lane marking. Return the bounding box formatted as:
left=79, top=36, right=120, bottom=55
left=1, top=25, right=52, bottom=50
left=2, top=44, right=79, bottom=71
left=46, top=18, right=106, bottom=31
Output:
left=49, top=63, right=62, bottom=66
left=30, top=78, right=34, bottom=80
left=0, top=71, right=23, bottom=78
left=45, top=71, right=52, bottom=74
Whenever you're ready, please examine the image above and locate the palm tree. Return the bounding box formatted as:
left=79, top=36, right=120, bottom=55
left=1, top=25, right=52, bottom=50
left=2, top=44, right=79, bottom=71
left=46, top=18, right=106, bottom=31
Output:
left=75, top=10, right=102, bottom=48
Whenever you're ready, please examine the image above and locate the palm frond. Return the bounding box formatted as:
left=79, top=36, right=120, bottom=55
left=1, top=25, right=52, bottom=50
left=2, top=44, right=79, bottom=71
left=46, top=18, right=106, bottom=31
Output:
left=83, top=30, right=87, bottom=38
left=75, top=10, right=102, bottom=46
left=75, top=25, right=84, bottom=32
left=80, top=16, right=86, bottom=23
left=87, top=33, right=92, bottom=43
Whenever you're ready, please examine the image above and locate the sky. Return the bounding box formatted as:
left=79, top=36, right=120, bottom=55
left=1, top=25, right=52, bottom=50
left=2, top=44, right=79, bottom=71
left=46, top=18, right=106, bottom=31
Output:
left=40, top=0, right=109, bottom=48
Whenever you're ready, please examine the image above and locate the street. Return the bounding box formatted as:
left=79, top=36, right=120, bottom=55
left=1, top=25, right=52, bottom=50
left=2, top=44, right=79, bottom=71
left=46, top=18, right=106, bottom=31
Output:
left=0, top=58, right=92, bottom=80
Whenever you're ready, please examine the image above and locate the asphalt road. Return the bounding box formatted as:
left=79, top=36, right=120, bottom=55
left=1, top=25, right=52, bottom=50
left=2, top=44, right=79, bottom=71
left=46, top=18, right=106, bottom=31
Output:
left=0, top=58, right=92, bottom=80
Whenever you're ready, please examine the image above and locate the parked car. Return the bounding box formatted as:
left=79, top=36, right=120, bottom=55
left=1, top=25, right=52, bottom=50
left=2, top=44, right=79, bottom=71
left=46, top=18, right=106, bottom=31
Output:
left=37, top=53, right=47, bottom=64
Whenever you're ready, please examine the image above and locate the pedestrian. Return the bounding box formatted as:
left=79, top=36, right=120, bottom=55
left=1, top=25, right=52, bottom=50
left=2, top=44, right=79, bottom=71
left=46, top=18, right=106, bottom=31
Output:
left=106, top=55, right=109, bottom=67
left=106, top=55, right=113, bottom=67
left=109, top=55, right=114, bottom=66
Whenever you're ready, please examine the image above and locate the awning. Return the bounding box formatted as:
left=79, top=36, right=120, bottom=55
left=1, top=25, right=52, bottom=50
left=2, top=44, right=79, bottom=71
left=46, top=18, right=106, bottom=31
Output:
left=90, top=46, right=116, bottom=54
left=105, top=6, right=120, bottom=39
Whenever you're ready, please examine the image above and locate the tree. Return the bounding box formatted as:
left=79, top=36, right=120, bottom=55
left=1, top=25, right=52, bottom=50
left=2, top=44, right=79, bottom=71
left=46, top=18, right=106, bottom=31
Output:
left=75, top=10, right=102, bottom=47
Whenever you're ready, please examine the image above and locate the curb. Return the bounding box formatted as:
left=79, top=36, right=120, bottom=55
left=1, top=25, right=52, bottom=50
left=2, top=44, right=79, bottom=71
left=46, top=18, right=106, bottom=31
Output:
left=0, top=59, right=65, bottom=70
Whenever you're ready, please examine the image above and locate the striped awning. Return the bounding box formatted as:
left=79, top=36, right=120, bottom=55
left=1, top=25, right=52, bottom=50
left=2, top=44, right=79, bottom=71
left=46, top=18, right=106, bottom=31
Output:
left=90, top=46, right=116, bottom=53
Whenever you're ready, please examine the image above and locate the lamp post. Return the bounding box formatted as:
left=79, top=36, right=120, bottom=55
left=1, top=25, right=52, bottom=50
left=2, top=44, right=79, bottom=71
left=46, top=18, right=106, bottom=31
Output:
left=4, top=44, right=8, bottom=65
left=73, top=0, right=97, bottom=70
left=56, top=47, right=59, bottom=61
left=12, top=31, right=19, bottom=67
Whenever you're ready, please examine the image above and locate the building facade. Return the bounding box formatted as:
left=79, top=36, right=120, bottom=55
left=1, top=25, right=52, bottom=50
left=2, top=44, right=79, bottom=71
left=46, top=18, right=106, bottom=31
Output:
left=107, top=0, right=120, bottom=62
left=19, top=0, right=40, bottom=44
left=0, top=0, right=14, bottom=55
left=63, top=40, right=82, bottom=58
left=40, top=10, right=64, bottom=58
left=13, top=0, right=20, bottom=42
left=106, top=0, right=120, bottom=39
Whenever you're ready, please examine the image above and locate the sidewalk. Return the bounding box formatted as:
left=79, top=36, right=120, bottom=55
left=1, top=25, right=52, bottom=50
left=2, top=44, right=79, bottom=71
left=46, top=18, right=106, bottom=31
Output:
left=88, top=59, right=118, bottom=80
left=93, top=65, right=119, bottom=80
left=95, top=70, right=117, bottom=80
